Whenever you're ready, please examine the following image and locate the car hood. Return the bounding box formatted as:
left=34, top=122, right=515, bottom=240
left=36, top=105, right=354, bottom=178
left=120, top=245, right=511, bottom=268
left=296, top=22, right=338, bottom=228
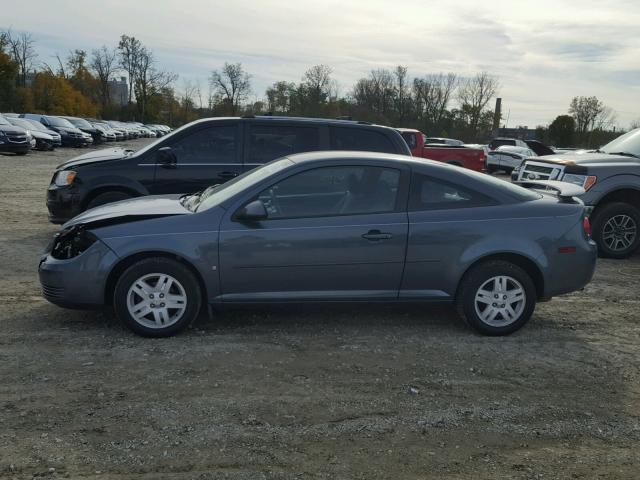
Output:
left=29, top=130, right=53, bottom=140
left=528, top=152, right=640, bottom=169
left=56, top=147, right=134, bottom=170
left=62, top=195, right=190, bottom=229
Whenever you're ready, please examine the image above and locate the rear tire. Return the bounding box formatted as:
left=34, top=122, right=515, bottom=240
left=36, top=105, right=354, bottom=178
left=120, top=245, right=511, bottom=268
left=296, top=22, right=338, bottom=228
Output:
left=591, top=202, right=640, bottom=259
left=87, top=191, right=132, bottom=209
left=114, top=258, right=202, bottom=337
left=456, top=260, right=536, bottom=336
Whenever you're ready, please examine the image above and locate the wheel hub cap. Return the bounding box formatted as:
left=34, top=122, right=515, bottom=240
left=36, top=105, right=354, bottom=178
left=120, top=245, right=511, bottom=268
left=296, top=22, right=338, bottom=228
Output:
left=474, top=275, right=526, bottom=327
left=602, top=214, right=637, bottom=251
left=126, top=273, right=187, bottom=329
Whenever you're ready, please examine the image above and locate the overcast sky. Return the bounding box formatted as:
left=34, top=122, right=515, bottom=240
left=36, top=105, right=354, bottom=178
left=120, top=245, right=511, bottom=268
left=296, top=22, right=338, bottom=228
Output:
left=3, top=0, right=640, bottom=128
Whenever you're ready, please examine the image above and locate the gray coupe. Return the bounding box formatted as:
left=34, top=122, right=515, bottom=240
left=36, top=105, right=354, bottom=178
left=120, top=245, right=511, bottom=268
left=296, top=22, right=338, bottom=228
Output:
left=39, top=152, right=597, bottom=337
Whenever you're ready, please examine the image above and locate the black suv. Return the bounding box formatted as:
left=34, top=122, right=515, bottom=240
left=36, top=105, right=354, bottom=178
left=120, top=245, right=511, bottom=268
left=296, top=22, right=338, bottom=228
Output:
left=47, top=116, right=411, bottom=223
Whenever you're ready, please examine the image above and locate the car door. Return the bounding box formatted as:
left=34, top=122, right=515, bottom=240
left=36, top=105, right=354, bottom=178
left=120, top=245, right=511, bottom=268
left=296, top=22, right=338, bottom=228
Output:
left=401, top=172, right=499, bottom=299
left=218, top=163, right=410, bottom=301
left=152, top=121, right=242, bottom=194
left=243, top=122, right=324, bottom=174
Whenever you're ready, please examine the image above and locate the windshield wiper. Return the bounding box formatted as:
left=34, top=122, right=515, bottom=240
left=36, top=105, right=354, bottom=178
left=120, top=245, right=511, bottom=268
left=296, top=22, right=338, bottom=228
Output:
left=607, top=151, right=640, bottom=159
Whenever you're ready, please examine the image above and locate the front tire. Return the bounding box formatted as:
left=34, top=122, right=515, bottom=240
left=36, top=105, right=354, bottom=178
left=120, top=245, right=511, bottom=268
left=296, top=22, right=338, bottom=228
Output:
left=457, top=260, right=536, bottom=336
left=591, top=202, right=640, bottom=259
left=114, top=258, right=202, bottom=337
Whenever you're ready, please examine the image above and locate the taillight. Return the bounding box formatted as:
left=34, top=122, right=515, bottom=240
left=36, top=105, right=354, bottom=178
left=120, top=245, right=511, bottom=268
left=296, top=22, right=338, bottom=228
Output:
left=583, top=216, right=591, bottom=238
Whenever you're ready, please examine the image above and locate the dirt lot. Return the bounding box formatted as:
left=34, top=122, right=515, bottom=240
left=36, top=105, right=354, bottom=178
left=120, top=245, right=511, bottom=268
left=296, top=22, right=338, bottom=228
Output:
left=0, top=140, right=639, bottom=479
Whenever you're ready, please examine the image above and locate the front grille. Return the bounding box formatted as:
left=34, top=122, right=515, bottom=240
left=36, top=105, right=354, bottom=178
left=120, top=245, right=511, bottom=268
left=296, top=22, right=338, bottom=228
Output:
left=42, top=284, right=65, bottom=299
left=6, top=134, right=28, bottom=144
left=518, top=161, right=565, bottom=181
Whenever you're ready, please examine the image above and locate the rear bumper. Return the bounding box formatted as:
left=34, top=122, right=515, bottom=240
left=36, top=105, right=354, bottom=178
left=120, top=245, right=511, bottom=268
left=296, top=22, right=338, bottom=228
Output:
left=543, top=239, right=597, bottom=298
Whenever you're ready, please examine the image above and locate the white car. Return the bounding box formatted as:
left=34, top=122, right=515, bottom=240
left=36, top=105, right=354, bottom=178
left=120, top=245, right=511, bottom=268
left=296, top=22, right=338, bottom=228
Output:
left=487, top=146, right=537, bottom=173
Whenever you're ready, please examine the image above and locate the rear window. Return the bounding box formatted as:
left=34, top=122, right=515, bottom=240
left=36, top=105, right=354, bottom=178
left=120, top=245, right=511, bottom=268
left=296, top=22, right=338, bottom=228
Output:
left=490, top=139, right=515, bottom=149
left=330, top=127, right=397, bottom=153
left=477, top=173, right=542, bottom=201
left=409, top=174, right=496, bottom=211
left=400, top=132, right=417, bottom=149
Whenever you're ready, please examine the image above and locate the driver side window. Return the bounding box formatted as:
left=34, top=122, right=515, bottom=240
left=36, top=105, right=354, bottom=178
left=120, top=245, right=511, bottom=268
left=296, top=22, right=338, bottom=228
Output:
left=257, top=166, right=400, bottom=219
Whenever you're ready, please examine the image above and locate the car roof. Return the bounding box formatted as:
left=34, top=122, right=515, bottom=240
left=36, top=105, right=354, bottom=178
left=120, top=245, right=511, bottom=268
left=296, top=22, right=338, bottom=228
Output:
left=186, top=115, right=395, bottom=130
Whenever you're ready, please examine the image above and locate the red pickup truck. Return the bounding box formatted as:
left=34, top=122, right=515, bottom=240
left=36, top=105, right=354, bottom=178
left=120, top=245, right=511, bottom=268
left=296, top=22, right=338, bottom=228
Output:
left=396, top=128, right=487, bottom=172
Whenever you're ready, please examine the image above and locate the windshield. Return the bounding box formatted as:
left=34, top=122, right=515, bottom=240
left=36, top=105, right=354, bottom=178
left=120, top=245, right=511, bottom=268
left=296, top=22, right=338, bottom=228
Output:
left=8, top=118, right=33, bottom=130
left=25, top=120, right=49, bottom=132
left=0, top=115, right=10, bottom=126
left=194, top=159, right=293, bottom=212
left=600, top=128, right=640, bottom=157
left=67, top=117, right=92, bottom=129
left=46, top=116, right=75, bottom=128
left=132, top=121, right=194, bottom=157
left=479, top=171, right=542, bottom=201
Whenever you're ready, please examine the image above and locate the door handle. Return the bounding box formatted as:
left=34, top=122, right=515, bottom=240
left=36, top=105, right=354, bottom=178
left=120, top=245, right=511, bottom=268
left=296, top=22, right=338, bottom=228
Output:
left=362, top=229, right=393, bottom=241
left=219, top=171, right=239, bottom=179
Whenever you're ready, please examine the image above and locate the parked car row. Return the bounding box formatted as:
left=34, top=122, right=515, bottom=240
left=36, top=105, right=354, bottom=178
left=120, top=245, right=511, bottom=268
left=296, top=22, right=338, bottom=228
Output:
left=0, top=112, right=171, bottom=155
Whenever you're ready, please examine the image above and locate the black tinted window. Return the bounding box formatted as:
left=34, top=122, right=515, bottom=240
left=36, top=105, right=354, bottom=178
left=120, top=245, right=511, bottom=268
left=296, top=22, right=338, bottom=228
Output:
left=168, top=125, right=238, bottom=164
left=409, top=174, right=495, bottom=211
left=330, top=127, right=396, bottom=153
left=258, top=166, right=400, bottom=219
left=490, top=139, right=515, bottom=149
left=248, top=125, right=320, bottom=164
left=401, top=132, right=417, bottom=149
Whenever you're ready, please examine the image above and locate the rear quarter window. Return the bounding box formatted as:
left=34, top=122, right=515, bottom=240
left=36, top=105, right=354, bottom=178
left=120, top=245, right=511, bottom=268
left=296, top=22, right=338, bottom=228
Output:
left=330, top=127, right=397, bottom=154
left=409, top=174, right=497, bottom=211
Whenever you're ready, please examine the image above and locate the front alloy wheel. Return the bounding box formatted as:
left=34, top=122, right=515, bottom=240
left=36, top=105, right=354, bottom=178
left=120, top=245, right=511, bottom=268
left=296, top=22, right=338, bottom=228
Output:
left=126, top=273, right=188, bottom=329
left=114, top=258, right=202, bottom=337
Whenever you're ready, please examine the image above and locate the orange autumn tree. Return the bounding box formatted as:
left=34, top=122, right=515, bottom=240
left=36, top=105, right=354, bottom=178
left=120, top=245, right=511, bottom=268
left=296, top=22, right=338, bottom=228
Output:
left=31, top=71, right=98, bottom=116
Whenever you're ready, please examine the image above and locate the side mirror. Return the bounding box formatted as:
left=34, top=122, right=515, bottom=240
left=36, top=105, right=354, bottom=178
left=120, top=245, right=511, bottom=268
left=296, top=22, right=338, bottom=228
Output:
left=235, top=200, right=268, bottom=221
left=157, top=146, right=177, bottom=166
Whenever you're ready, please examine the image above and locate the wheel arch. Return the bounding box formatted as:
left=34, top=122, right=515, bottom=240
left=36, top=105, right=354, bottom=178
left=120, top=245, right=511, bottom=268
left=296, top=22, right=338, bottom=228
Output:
left=456, top=252, right=545, bottom=301
left=592, top=187, right=640, bottom=214
left=104, top=251, right=208, bottom=307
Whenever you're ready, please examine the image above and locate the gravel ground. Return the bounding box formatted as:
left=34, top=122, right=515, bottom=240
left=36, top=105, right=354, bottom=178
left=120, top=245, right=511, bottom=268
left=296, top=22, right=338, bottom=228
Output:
left=0, top=140, right=639, bottom=479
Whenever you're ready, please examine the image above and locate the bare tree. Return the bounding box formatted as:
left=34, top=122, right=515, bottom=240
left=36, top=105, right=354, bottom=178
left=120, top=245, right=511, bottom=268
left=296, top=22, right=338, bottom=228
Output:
left=133, top=47, right=177, bottom=121
left=457, top=72, right=499, bottom=136
left=4, top=30, right=37, bottom=86
left=265, top=81, right=296, bottom=113
left=302, top=64, right=333, bottom=108
left=91, top=46, right=118, bottom=110
left=209, top=62, right=251, bottom=114
left=118, top=34, right=143, bottom=104
left=413, top=73, right=457, bottom=133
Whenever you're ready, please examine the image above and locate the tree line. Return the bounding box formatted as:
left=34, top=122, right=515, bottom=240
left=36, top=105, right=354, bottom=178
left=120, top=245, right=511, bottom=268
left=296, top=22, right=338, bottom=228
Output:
left=0, top=29, right=632, bottom=146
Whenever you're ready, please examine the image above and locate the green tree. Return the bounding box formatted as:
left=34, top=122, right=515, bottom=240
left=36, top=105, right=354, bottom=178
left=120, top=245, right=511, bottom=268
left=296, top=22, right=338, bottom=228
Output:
left=548, top=115, right=575, bottom=147
left=0, top=34, right=18, bottom=110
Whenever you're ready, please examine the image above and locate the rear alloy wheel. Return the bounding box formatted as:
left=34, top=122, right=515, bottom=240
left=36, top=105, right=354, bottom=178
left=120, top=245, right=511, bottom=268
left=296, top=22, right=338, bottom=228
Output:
left=114, top=258, right=202, bottom=337
left=457, top=260, right=536, bottom=335
left=592, top=202, right=640, bottom=259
